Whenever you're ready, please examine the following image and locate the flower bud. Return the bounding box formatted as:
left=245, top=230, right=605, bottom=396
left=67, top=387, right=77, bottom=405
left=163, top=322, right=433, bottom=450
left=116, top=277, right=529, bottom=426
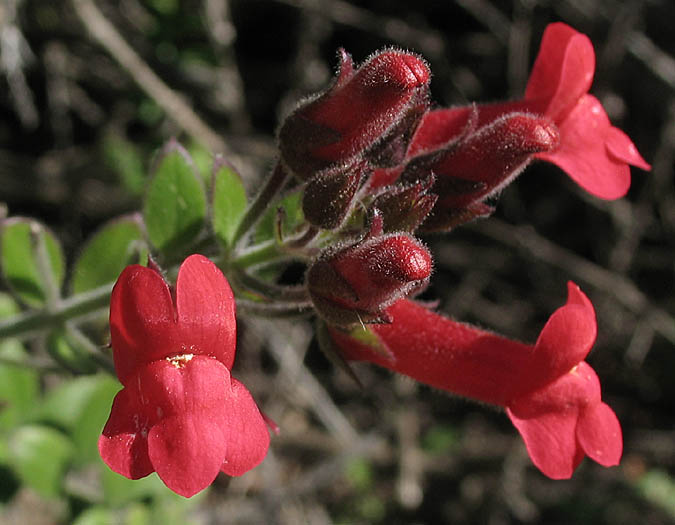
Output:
left=307, top=231, right=432, bottom=326
left=370, top=176, right=438, bottom=233
left=400, top=111, right=559, bottom=231
left=302, top=161, right=368, bottom=230
left=278, top=48, right=430, bottom=182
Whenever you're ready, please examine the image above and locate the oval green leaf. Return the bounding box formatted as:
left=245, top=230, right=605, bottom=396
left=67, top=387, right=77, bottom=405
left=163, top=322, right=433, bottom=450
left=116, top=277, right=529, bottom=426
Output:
left=0, top=218, right=65, bottom=307
left=211, top=156, right=247, bottom=248
left=0, top=294, right=39, bottom=430
left=9, top=425, right=74, bottom=498
left=143, top=142, right=206, bottom=257
left=72, top=215, right=145, bottom=294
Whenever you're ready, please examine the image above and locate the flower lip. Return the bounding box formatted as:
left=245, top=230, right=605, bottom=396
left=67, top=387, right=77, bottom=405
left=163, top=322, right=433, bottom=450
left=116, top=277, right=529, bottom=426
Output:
left=399, top=53, right=431, bottom=86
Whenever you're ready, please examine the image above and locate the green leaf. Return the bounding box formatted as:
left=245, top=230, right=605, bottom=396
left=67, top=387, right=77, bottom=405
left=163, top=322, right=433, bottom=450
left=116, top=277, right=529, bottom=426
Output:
left=421, top=424, right=459, bottom=454
left=143, top=142, right=206, bottom=257
left=40, top=375, right=118, bottom=432
left=71, top=376, right=122, bottom=464
left=72, top=215, right=145, bottom=294
left=72, top=507, right=116, bottom=525
left=636, top=470, right=675, bottom=518
left=46, top=330, right=98, bottom=374
left=126, top=503, right=152, bottom=525
left=187, top=141, right=212, bottom=182
left=0, top=218, right=65, bottom=307
left=101, top=466, right=166, bottom=506
left=254, top=189, right=304, bottom=244
left=0, top=294, right=39, bottom=430
left=103, top=134, right=146, bottom=196
left=211, top=157, right=247, bottom=248
left=9, top=424, right=74, bottom=498
left=345, top=458, right=374, bottom=491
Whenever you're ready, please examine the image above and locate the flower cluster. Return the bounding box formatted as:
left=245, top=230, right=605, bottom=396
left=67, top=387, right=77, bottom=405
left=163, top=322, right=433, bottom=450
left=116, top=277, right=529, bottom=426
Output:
left=99, top=22, right=649, bottom=496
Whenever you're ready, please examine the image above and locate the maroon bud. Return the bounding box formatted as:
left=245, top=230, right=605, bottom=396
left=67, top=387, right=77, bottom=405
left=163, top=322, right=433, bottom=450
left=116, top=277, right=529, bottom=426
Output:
left=371, top=176, right=438, bottom=233
left=278, top=48, right=431, bottom=181
left=400, top=112, right=559, bottom=231
left=302, top=162, right=369, bottom=230
left=307, top=232, right=432, bottom=326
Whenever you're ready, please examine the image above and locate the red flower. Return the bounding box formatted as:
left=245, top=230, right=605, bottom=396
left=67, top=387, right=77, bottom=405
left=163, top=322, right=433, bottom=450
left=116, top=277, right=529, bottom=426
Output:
left=329, top=282, right=622, bottom=478
left=99, top=255, right=270, bottom=497
left=396, top=23, right=649, bottom=201
left=508, top=361, right=622, bottom=479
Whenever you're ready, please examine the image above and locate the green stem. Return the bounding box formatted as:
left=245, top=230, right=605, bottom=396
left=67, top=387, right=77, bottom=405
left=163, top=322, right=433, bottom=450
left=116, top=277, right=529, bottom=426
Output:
left=230, top=240, right=289, bottom=269
left=0, top=283, right=112, bottom=340
left=236, top=298, right=314, bottom=319
left=233, top=161, right=290, bottom=248
left=232, top=268, right=309, bottom=302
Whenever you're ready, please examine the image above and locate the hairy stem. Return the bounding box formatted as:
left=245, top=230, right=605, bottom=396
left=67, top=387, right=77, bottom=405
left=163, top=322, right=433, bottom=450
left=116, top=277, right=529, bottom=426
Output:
left=233, top=162, right=290, bottom=248
left=0, top=283, right=112, bottom=340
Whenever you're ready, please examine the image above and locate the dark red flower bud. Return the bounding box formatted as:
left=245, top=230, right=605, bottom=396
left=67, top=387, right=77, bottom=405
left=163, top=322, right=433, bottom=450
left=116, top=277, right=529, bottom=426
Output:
left=307, top=229, right=432, bottom=326
left=400, top=111, right=559, bottom=231
left=302, top=161, right=369, bottom=230
left=370, top=176, right=438, bottom=233
left=278, top=48, right=431, bottom=181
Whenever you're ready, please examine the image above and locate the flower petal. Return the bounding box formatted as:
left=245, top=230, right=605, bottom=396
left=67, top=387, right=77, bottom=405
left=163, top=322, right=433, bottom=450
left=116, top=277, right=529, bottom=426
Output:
left=98, top=387, right=154, bottom=480
left=143, top=356, right=231, bottom=497
left=507, top=406, right=583, bottom=479
left=531, top=282, right=596, bottom=387
left=220, top=377, right=270, bottom=477
left=175, top=254, right=237, bottom=369
left=148, top=413, right=227, bottom=498
left=537, top=95, right=632, bottom=199
left=407, top=106, right=476, bottom=155
left=524, top=22, right=595, bottom=121
left=109, top=264, right=176, bottom=384
left=606, top=126, right=651, bottom=170
left=577, top=401, right=623, bottom=467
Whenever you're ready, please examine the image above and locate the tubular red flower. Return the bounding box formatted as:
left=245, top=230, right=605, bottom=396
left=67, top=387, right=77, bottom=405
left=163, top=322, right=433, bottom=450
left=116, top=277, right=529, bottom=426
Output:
left=329, top=282, right=622, bottom=477
left=401, top=23, right=649, bottom=201
left=100, top=255, right=270, bottom=497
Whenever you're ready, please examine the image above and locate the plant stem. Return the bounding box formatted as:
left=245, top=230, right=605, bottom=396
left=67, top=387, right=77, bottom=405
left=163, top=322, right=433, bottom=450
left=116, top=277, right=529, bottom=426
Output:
left=0, top=283, right=112, bottom=340
left=230, top=240, right=288, bottom=269
left=233, top=161, right=290, bottom=248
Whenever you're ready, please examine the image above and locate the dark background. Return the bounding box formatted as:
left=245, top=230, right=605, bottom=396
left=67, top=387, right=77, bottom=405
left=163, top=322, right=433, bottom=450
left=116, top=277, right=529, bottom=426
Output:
left=1, top=0, right=674, bottom=523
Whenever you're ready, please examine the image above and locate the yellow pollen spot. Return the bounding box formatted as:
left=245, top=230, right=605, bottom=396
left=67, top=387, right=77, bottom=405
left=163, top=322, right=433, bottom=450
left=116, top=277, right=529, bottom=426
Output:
left=166, top=354, right=195, bottom=368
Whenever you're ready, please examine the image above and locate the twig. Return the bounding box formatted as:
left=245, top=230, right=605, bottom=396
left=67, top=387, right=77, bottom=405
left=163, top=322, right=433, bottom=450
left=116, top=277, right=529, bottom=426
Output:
left=71, top=0, right=230, bottom=155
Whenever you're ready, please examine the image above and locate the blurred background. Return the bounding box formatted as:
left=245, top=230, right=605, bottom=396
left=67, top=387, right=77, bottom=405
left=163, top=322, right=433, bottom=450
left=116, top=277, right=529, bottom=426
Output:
left=1, top=0, right=674, bottom=523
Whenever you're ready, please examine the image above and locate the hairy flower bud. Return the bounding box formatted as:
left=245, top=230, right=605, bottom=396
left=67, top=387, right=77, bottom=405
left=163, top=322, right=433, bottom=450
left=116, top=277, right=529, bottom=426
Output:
left=302, top=161, right=369, bottom=230
left=370, top=176, right=438, bottom=233
left=307, top=230, right=432, bottom=326
left=278, top=48, right=430, bottom=182
left=400, top=111, right=559, bottom=231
